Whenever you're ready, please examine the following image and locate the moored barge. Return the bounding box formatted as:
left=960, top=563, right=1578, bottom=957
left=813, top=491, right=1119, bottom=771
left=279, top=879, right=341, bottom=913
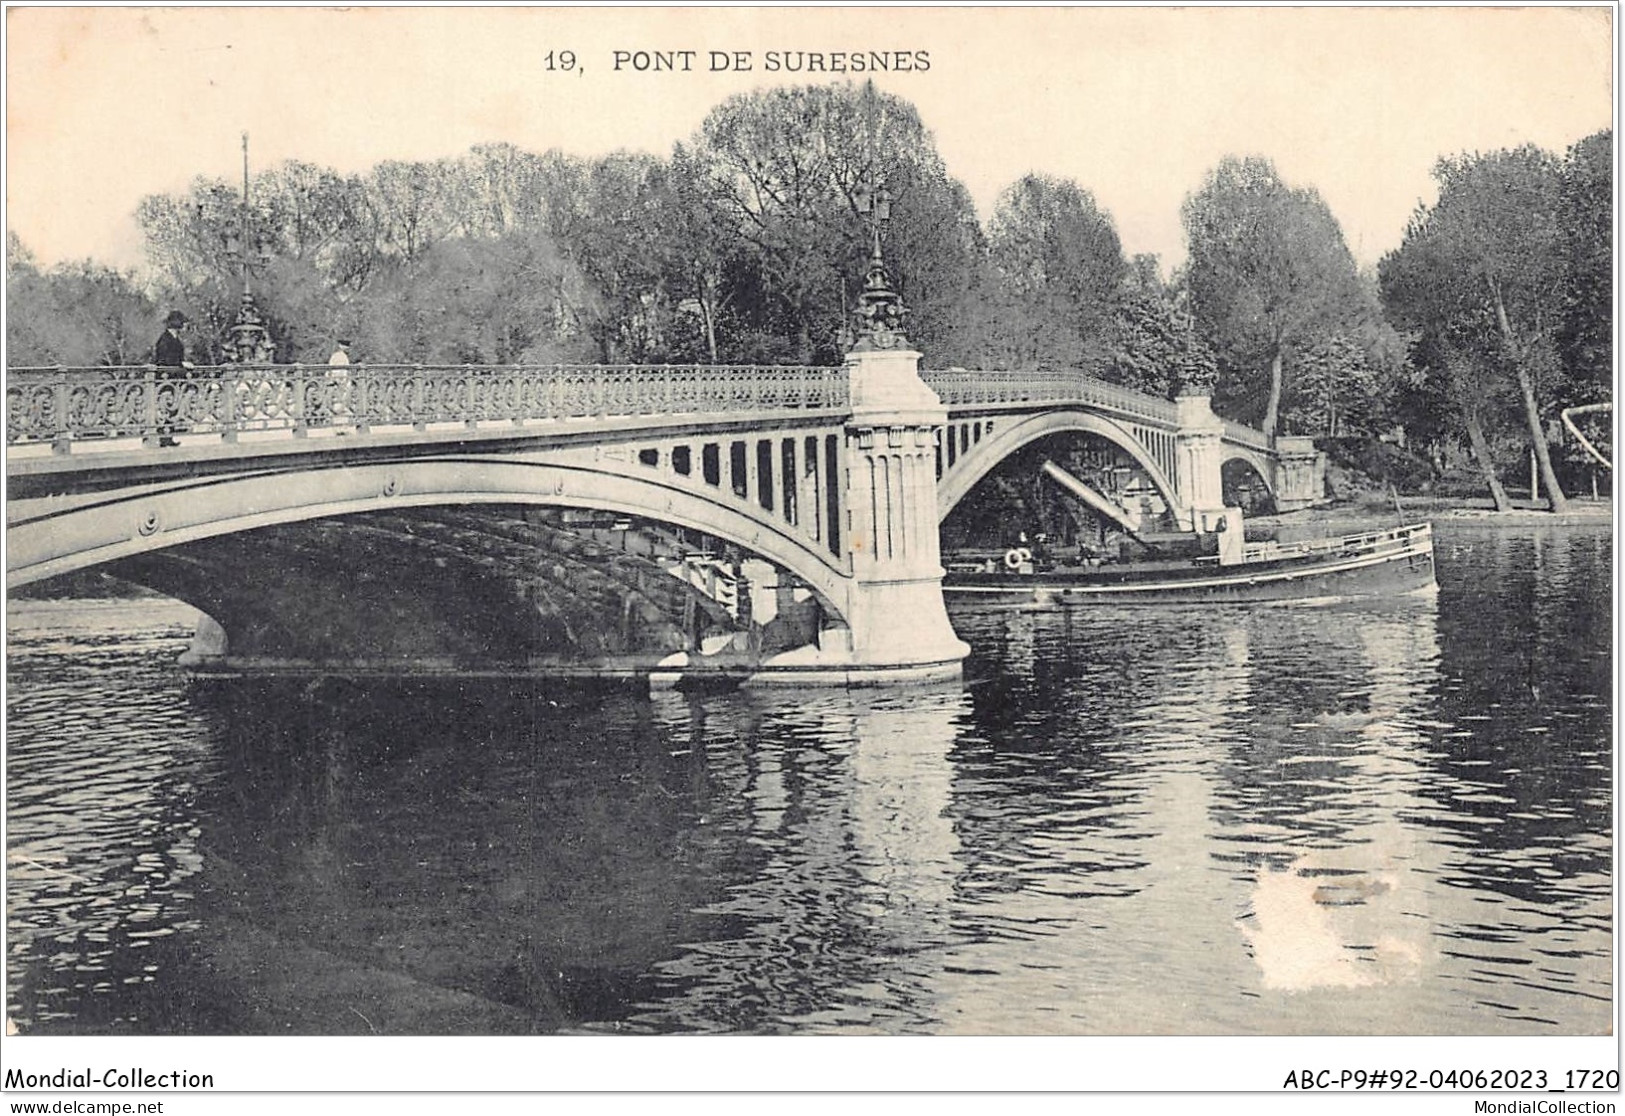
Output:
left=943, top=521, right=1437, bottom=605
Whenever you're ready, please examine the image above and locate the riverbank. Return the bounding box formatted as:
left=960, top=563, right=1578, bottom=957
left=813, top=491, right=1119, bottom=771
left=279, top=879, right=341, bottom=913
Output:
left=1252, top=495, right=1612, bottom=538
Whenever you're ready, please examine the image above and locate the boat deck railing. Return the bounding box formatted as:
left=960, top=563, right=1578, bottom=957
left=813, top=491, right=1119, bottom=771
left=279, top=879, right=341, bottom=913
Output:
left=1237, top=521, right=1432, bottom=564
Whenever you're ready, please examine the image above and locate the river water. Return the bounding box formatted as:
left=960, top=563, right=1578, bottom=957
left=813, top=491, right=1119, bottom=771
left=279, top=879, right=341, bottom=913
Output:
left=5, top=522, right=1612, bottom=1037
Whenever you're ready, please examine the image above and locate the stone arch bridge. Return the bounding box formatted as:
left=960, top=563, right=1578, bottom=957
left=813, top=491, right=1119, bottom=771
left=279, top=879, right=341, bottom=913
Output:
left=6, top=354, right=1323, bottom=684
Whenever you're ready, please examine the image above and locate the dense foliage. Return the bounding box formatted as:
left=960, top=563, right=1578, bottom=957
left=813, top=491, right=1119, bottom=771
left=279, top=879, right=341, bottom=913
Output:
left=1181, top=156, right=1384, bottom=438
left=1379, top=136, right=1612, bottom=508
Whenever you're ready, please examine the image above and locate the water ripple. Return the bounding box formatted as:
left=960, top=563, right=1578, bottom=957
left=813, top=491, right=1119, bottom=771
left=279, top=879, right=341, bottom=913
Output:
left=5, top=523, right=1612, bottom=1035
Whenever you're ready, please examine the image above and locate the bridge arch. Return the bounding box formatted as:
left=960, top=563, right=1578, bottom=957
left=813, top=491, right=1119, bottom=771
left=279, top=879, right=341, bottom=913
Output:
left=937, top=410, right=1181, bottom=521
left=8, top=453, right=855, bottom=621
left=1220, top=448, right=1278, bottom=512
left=1221, top=447, right=1276, bottom=488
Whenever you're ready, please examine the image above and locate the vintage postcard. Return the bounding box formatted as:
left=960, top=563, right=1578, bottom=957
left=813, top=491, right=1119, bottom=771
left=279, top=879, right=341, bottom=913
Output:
left=4, top=5, right=1615, bottom=1108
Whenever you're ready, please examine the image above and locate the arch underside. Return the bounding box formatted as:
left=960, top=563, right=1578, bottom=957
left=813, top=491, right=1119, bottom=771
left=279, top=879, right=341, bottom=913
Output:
left=938, top=411, right=1182, bottom=520
left=7, top=451, right=855, bottom=622
left=103, top=508, right=758, bottom=670
left=1221, top=450, right=1276, bottom=490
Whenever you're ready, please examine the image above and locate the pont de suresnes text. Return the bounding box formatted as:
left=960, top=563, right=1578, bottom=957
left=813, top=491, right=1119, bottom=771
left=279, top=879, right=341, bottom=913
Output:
left=611, top=50, right=930, bottom=73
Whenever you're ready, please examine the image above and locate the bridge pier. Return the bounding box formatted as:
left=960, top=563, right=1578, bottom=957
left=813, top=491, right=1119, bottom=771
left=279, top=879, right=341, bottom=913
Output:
left=841, top=347, right=970, bottom=676
left=1271, top=435, right=1328, bottom=511
left=740, top=346, right=968, bottom=685
left=1174, top=394, right=1229, bottom=530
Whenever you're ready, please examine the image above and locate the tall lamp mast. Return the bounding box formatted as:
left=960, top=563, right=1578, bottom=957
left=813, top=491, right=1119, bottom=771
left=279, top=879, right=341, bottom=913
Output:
left=223, top=132, right=274, bottom=363
left=849, top=85, right=907, bottom=352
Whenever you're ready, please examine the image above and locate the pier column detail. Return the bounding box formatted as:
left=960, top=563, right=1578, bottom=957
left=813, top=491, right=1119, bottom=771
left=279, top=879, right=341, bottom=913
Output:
left=832, top=346, right=969, bottom=675
left=1271, top=435, right=1327, bottom=512
left=1174, top=394, right=1227, bottom=529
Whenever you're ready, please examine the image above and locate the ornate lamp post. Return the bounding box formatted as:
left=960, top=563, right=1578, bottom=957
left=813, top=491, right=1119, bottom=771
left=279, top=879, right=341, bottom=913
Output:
left=850, top=179, right=908, bottom=352
left=222, top=132, right=275, bottom=364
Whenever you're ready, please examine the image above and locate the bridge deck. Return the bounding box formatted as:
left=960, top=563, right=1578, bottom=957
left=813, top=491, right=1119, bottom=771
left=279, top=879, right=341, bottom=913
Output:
left=7, top=363, right=1274, bottom=484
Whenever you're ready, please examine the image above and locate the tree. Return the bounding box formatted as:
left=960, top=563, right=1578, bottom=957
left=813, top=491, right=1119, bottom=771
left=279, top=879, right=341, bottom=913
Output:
left=876, top=160, right=989, bottom=368
left=569, top=152, right=681, bottom=362
left=355, top=233, right=592, bottom=365
left=1379, top=147, right=1572, bottom=511
left=137, top=167, right=325, bottom=361
left=6, top=233, right=52, bottom=364
left=1555, top=130, right=1612, bottom=483
left=691, top=81, right=980, bottom=365
left=1284, top=270, right=1409, bottom=439
left=1182, top=156, right=1366, bottom=436
left=6, top=236, right=157, bottom=367
left=662, top=142, right=736, bottom=361
left=1558, top=130, right=1612, bottom=398
left=136, top=177, right=242, bottom=306
left=1439, top=331, right=1518, bottom=511
left=1106, top=255, right=1216, bottom=398
left=364, top=159, right=459, bottom=264
left=985, top=174, right=1127, bottom=373
left=695, top=83, right=865, bottom=362
left=256, top=161, right=377, bottom=294
left=1286, top=332, right=1389, bottom=438
left=440, top=142, right=554, bottom=239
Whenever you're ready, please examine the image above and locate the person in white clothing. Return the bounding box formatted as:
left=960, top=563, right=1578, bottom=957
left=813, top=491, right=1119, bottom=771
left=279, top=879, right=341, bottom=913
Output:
left=326, top=339, right=353, bottom=426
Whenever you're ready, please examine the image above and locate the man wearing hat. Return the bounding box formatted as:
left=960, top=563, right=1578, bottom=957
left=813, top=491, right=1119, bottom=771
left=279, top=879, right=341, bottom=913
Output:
left=152, top=310, right=193, bottom=446
left=154, top=310, right=189, bottom=368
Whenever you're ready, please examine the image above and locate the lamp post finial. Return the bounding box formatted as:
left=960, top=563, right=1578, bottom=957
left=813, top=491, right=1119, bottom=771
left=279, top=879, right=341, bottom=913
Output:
left=851, top=179, right=907, bottom=352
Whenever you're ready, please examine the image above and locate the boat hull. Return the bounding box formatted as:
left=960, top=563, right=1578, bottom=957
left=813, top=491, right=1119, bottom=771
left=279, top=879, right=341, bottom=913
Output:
left=944, top=524, right=1436, bottom=606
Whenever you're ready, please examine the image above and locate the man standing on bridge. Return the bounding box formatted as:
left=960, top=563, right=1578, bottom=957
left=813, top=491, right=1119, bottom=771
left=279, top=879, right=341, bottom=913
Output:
left=152, top=309, right=193, bottom=447
left=325, top=337, right=354, bottom=428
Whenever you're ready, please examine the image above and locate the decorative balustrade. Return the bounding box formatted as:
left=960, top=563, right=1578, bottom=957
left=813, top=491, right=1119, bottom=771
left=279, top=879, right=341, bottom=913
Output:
left=5, top=363, right=848, bottom=448
left=1222, top=419, right=1276, bottom=454
left=922, top=368, right=1182, bottom=428
left=5, top=361, right=1277, bottom=462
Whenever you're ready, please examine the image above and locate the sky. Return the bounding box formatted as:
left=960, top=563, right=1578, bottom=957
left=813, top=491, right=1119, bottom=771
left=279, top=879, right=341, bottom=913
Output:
left=5, top=6, right=1615, bottom=278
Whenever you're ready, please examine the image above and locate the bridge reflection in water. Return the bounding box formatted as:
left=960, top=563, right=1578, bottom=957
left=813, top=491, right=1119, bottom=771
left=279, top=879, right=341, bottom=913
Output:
left=5, top=526, right=1614, bottom=1034
left=839, top=600, right=1449, bottom=1034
